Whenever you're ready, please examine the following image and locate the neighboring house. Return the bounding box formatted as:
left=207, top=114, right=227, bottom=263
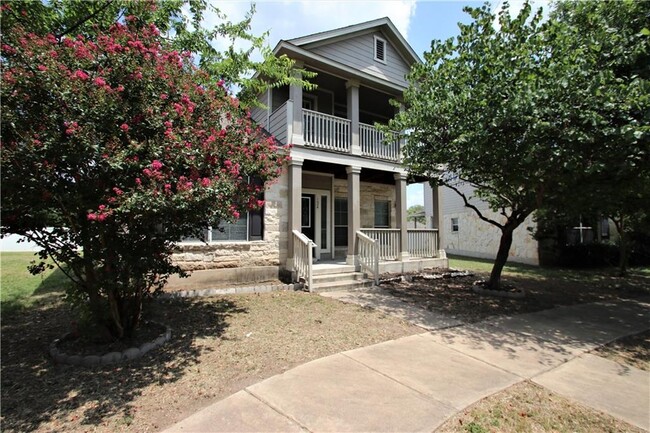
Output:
left=423, top=182, right=617, bottom=266
left=169, top=18, right=448, bottom=291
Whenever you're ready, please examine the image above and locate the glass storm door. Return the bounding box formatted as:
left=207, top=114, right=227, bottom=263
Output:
left=301, top=190, right=330, bottom=260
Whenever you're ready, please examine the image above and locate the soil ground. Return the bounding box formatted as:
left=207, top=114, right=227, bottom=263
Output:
left=2, top=255, right=648, bottom=433
left=1, top=291, right=419, bottom=433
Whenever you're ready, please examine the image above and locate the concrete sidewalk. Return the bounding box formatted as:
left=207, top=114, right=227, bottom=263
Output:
left=162, top=297, right=650, bottom=432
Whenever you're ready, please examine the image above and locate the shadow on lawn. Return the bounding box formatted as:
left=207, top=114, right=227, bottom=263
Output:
left=1, top=270, right=247, bottom=432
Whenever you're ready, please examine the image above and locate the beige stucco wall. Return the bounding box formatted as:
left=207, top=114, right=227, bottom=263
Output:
left=443, top=210, right=539, bottom=265
left=333, top=179, right=396, bottom=228
left=171, top=169, right=289, bottom=271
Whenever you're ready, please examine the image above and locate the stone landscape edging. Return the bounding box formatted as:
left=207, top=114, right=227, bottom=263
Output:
left=49, top=321, right=171, bottom=367
left=160, top=282, right=303, bottom=299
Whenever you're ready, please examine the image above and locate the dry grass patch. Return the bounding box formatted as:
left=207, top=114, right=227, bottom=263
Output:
left=436, top=381, right=645, bottom=433
left=1, top=290, right=420, bottom=433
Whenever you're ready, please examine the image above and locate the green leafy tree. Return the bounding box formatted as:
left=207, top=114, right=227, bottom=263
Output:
left=0, top=2, right=295, bottom=339
left=1, top=0, right=312, bottom=107
left=391, top=1, right=648, bottom=289
left=540, top=0, right=650, bottom=275
left=407, top=205, right=426, bottom=226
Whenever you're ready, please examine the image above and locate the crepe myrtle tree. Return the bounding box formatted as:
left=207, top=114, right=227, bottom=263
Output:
left=1, top=15, right=290, bottom=339
left=389, top=1, right=648, bottom=290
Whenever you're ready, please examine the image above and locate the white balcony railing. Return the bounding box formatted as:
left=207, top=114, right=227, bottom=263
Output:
left=303, top=108, right=351, bottom=153
left=359, top=228, right=400, bottom=261
left=407, top=229, right=439, bottom=258
left=360, top=123, right=400, bottom=161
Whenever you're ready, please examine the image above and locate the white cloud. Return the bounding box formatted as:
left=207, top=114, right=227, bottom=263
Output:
left=198, top=0, right=417, bottom=59
left=490, top=0, right=551, bottom=29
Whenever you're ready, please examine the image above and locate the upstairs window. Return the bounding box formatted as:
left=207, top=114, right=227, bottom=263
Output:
left=374, top=36, right=386, bottom=64
left=451, top=217, right=459, bottom=232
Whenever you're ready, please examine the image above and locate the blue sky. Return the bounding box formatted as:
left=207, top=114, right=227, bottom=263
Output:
left=204, top=0, right=549, bottom=207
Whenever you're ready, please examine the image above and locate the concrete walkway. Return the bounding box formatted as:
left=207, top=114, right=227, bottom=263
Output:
left=162, top=297, right=650, bottom=432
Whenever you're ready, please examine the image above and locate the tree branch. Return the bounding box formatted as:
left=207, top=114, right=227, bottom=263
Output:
left=443, top=181, right=505, bottom=230
left=56, top=0, right=115, bottom=39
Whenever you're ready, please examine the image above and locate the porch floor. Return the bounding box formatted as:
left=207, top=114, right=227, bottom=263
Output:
left=313, top=257, right=449, bottom=276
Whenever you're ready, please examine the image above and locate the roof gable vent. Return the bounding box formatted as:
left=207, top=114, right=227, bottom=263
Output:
left=374, top=36, right=386, bottom=63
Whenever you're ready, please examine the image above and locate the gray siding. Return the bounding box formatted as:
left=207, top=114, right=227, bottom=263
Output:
left=250, top=91, right=269, bottom=128
left=311, top=31, right=410, bottom=88
left=269, top=102, right=288, bottom=144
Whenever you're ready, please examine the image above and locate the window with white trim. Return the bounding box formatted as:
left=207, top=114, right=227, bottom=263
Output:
left=451, top=217, right=459, bottom=232
left=181, top=177, right=264, bottom=243
left=374, top=35, right=386, bottom=63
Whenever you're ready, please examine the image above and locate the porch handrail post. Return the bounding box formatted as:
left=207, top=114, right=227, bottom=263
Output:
left=346, top=79, right=361, bottom=156
left=394, top=172, right=409, bottom=261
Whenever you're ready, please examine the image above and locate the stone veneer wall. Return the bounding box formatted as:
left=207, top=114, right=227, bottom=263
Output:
left=443, top=210, right=539, bottom=265
left=333, top=179, right=396, bottom=228
left=171, top=169, right=289, bottom=271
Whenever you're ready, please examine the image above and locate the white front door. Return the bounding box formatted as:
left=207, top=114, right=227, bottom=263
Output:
left=302, top=189, right=331, bottom=260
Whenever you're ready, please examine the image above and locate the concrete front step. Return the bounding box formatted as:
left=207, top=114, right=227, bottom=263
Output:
left=313, top=272, right=366, bottom=284
left=311, top=278, right=374, bottom=293
left=312, top=264, right=356, bottom=276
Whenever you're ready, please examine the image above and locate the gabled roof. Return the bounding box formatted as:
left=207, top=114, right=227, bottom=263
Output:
left=288, top=17, right=421, bottom=66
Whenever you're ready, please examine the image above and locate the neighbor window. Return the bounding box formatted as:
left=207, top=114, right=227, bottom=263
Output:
left=451, top=217, right=459, bottom=232
left=374, top=36, right=386, bottom=63
left=374, top=200, right=390, bottom=228
left=335, top=197, right=348, bottom=247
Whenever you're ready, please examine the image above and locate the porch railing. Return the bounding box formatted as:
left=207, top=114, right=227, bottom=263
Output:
left=360, top=123, right=400, bottom=161
left=303, top=108, right=351, bottom=153
left=292, top=230, right=315, bottom=291
left=359, top=228, right=400, bottom=260
left=357, top=231, right=379, bottom=285
left=407, top=229, right=439, bottom=258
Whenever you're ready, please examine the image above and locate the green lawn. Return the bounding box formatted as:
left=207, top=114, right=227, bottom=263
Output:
left=448, top=254, right=650, bottom=284
left=1, top=252, right=69, bottom=315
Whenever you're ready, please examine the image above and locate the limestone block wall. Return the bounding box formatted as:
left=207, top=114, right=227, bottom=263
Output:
left=333, top=179, right=396, bottom=228
left=442, top=210, right=539, bottom=265
left=171, top=169, right=289, bottom=271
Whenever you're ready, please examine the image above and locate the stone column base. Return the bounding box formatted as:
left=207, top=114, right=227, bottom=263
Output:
left=346, top=254, right=357, bottom=266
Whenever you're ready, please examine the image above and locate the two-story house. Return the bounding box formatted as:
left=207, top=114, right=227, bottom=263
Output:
left=170, top=17, right=448, bottom=291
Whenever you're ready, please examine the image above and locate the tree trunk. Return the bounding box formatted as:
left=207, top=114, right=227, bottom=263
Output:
left=486, top=225, right=515, bottom=290
left=612, top=216, right=628, bottom=277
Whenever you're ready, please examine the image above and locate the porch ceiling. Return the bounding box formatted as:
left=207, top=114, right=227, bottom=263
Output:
left=302, top=160, right=398, bottom=185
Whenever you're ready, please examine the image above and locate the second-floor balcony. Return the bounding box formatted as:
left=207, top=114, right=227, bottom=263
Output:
left=268, top=102, right=401, bottom=162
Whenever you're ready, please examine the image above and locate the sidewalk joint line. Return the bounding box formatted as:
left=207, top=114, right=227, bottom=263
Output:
left=340, top=352, right=458, bottom=412
left=244, top=388, right=314, bottom=433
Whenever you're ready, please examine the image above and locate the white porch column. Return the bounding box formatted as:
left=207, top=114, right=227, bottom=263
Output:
left=394, top=172, right=410, bottom=261
left=346, top=166, right=362, bottom=266
left=289, top=61, right=304, bottom=146
left=346, top=79, right=361, bottom=155
left=287, top=157, right=303, bottom=268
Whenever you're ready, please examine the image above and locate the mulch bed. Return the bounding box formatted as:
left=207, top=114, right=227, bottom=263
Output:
left=380, top=268, right=650, bottom=323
